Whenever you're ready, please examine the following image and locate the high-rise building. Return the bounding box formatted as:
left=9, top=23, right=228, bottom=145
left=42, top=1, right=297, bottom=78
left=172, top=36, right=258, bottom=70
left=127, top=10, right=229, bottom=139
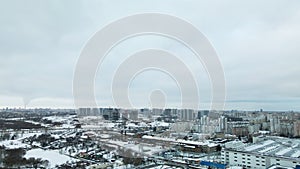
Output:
left=103, top=108, right=120, bottom=121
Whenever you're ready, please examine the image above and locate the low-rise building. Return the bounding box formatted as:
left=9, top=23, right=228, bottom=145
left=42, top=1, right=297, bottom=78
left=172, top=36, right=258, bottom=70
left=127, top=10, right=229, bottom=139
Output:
left=221, top=136, right=300, bottom=168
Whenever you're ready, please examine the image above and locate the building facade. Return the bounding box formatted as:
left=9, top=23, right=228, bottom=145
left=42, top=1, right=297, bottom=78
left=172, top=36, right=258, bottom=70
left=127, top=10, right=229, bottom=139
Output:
left=221, top=137, right=300, bottom=169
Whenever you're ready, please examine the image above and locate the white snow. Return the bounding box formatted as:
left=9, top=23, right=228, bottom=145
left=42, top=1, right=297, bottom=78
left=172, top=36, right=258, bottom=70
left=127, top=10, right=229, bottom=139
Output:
left=245, top=140, right=275, bottom=151
left=149, top=165, right=181, bottom=169
left=100, top=134, right=111, bottom=139
left=291, top=150, right=300, bottom=158
left=275, top=147, right=292, bottom=156
left=25, top=148, right=78, bottom=168
left=0, top=140, right=29, bottom=149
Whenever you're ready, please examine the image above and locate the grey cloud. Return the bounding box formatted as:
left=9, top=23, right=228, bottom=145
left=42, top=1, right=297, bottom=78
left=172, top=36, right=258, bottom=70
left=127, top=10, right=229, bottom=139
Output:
left=0, top=0, right=300, bottom=110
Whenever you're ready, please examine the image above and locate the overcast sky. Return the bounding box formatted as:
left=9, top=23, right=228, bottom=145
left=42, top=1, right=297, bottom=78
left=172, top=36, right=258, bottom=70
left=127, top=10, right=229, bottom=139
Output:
left=1, top=0, right=300, bottom=111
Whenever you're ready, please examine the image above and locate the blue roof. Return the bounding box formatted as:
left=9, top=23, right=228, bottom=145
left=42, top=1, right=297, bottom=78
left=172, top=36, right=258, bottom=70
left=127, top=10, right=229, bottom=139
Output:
left=200, top=161, right=227, bottom=169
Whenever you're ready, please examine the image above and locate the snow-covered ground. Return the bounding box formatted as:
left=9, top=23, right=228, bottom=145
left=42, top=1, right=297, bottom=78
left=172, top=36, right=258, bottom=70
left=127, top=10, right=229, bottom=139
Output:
left=100, top=134, right=111, bottom=139
left=24, top=120, right=49, bottom=127
left=0, top=132, right=43, bottom=149
left=42, top=115, right=77, bottom=129
left=42, top=115, right=77, bottom=123
left=107, top=140, right=163, bottom=156
left=149, top=165, right=182, bottom=169
left=0, top=140, right=29, bottom=149
left=24, top=148, right=78, bottom=168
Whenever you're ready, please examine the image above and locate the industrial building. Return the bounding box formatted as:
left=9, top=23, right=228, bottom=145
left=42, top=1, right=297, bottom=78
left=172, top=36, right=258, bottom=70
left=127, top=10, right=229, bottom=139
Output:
left=221, top=136, right=300, bottom=168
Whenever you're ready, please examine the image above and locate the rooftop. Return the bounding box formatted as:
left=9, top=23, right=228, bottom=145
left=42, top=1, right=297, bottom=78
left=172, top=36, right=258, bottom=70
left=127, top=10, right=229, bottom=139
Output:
left=225, top=136, right=300, bottom=160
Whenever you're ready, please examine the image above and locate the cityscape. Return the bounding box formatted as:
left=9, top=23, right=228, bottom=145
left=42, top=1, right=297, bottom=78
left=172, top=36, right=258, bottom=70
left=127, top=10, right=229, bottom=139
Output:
left=1, top=108, right=300, bottom=168
left=1, top=0, right=300, bottom=169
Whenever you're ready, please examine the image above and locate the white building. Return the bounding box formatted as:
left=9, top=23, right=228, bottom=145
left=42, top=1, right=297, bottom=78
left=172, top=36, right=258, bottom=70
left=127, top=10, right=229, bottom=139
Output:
left=221, top=136, right=300, bottom=169
left=178, top=109, right=196, bottom=121
left=270, top=116, right=280, bottom=133
left=218, top=116, right=228, bottom=132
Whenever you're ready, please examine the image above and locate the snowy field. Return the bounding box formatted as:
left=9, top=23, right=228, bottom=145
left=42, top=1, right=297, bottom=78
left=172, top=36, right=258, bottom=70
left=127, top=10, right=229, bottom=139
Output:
left=25, top=148, right=78, bottom=168
left=0, top=132, right=43, bottom=149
